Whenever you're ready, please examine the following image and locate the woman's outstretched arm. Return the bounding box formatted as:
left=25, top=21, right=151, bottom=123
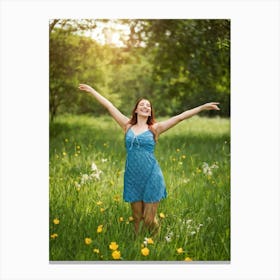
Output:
left=79, top=84, right=129, bottom=131
left=154, top=102, right=220, bottom=136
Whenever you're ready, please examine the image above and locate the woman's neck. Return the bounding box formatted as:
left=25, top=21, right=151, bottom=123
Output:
left=136, top=116, right=148, bottom=127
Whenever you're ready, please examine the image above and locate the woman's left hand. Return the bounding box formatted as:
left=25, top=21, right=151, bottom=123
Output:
left=202, top=102, right=220, bottom=111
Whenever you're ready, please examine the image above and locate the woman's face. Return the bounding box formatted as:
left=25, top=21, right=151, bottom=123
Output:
left=135, top=99, right=152, bottom=117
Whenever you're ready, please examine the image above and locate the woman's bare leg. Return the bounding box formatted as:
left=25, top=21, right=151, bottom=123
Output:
left=143, top=202, right=160, bottom=235
left=131, top=201, right=144, bottom=234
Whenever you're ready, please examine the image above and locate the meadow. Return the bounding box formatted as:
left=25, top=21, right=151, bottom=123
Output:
left=49, top=114, right=230, bottom=262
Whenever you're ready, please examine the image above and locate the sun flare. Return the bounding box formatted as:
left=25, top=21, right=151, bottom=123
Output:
left=88, top=21, right=130, bottom=47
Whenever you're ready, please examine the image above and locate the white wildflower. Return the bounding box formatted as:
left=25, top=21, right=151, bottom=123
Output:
left=79, top=163, right=103, bottom=185
left=165, top=231, right=173, bottom=242
left=196, top=224, right=204, bottom=232
left=190, top=231, right=196, bottom=235
left=90, top=169, right=102, bottom=181
left=183, top=178, right=190, bottom=184
left=101, top=158, right=108, bottom=163
left=211, top=163, right=219, bottom=169
left=89, top=162, right=102, bottom=180
left=81, top=174, right=89, bottom=184
left=202, top=162, right=209, bottom=169
left=91, top=162, right=98, bottom=171
left=202, top=162, right=212, bottom=176
left=165, top=235, right=172, bottom=242
left=202, top=162, right=219, bottom=176
left=82, top=174, right=89, bottom=180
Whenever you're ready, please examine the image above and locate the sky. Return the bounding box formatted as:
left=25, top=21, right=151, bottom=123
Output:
left=84, top=20, right=131, bottom=47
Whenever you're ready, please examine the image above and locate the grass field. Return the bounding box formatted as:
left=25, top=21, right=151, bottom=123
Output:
left=49, top=114, right=230, bottom=262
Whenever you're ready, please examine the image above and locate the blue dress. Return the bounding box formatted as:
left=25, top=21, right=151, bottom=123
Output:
left=123, top=127, right=167, bottom=203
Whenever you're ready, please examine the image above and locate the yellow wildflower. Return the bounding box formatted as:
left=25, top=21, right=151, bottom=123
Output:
left=114, top=195, right=120, bottom=202
left=177, top=248, right=184, bottom=254
left=76, top=145, right=80, bottom=150
left=176, top=148, right=180, bottom=152
left=97, top=225, right=103, bottom=233
left=141, top=247, right=150, bottom=256
left=96, top=201, right=103, bottom=206
left=146, top=238, right=154, bottom=245
left=100, top=208, right=105, bottom=213
left=64, top=138, right=68, bottom=142
left=62, top=152, right=67, bottom=156
left=119, top=217, right=124, bottom=222
left=159, top=212, right=165, bottom=219
left=182, top=155, right=186, bottom=159
left=84, top=237, right=92, bottom=245
left=93, top=248, right=100, bottom=254
left=185, top=257, right=192, bottom=261
left=53, top=218, right=60, bottom=225
left=109, top=242, right=119, bottom=251
left=128, top=216, right=134, bottom=222
left=50, top=233, right=58, bottom=239
left=112, top=250, right=121, bottom=260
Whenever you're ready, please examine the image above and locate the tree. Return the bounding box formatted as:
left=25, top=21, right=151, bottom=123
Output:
left=49, top=28, right=104, bottom=120
left=49, top=19, right=230, bottom=119
left=119, top=19, right=230, bottom=116
left=49, top=19, right=97, bottom=34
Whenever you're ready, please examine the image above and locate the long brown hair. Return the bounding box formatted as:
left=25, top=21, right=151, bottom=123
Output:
left=127, top=98, right=158, bottom=141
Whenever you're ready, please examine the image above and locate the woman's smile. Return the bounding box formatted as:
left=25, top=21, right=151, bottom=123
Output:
left=136, top=100, right=151, bottom=116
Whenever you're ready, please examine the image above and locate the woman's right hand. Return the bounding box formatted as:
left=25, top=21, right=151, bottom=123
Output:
left=78, top=84, right=94, bottom=93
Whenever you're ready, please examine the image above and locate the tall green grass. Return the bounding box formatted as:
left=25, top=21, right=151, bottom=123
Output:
left=49, top=114, right=230, bottom=261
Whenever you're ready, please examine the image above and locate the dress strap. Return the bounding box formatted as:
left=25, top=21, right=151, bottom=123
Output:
left=129, top=130, right=140, bottom=150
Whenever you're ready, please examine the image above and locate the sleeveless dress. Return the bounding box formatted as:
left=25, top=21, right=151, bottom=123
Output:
left=123, top=127, right=167, bottom=203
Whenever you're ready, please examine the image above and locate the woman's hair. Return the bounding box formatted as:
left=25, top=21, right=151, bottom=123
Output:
left=127, top=98, right=158, bottom=141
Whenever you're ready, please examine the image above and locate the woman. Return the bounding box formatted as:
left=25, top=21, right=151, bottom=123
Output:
left=78, top=84, right=220, bottom=235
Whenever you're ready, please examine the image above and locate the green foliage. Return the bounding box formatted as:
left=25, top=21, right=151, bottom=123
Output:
left=49, top=30, right=103, bottom=120
left=49, top=115, right=230, bottom=261
left=49, top=19, right=230, bottom=120
left=137, top=19, right=231, bottom=116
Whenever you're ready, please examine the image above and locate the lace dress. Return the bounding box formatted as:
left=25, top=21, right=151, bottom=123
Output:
left=123, top=128, right=167, bottom=203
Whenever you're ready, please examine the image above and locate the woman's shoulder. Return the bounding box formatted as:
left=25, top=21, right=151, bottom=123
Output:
left=150, top=122, right=159, bottom=131
left=124, top=122, right=133, bottom=133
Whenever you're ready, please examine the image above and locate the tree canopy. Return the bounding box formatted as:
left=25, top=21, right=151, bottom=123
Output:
left=49, top=19, right=230, bottom=120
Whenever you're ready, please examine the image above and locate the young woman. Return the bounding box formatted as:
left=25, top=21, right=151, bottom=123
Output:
left=78, top=84, right=220, bottom=235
